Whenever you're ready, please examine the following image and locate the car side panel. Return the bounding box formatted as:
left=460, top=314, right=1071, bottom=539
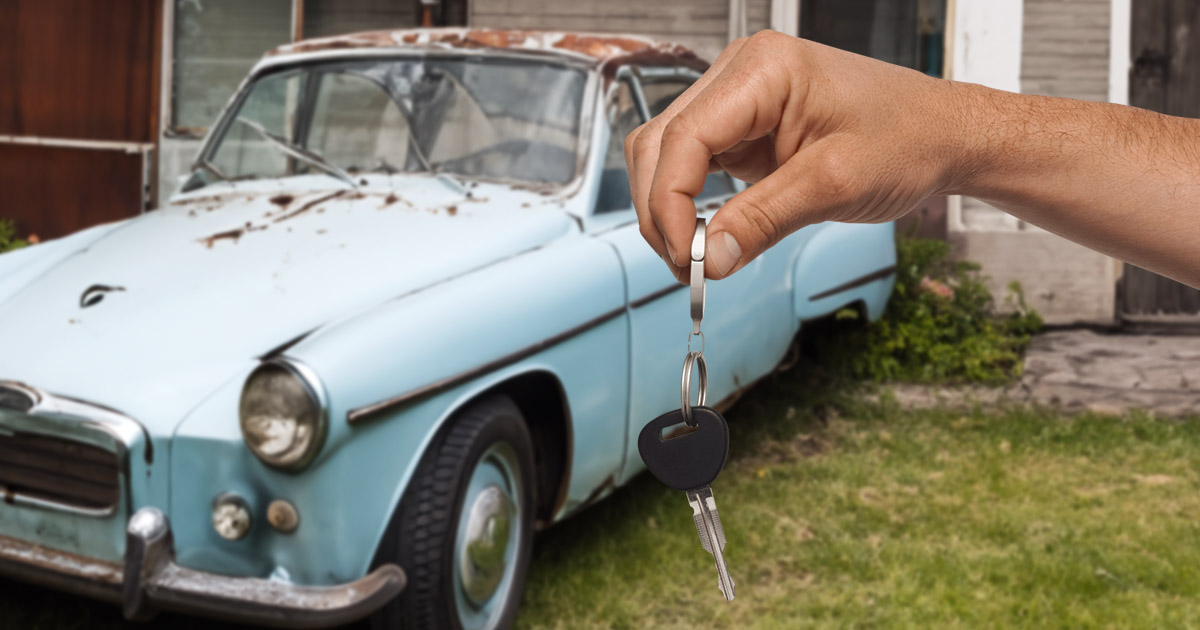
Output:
left=169, top=234, right=631, bottom=585
left=794, top=222, right=897, bottom=322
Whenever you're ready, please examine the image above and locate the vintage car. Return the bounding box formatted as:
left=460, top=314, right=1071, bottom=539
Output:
left=0, top=29, right=895, bottom=630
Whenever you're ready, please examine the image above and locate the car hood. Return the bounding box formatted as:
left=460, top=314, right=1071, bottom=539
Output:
left=0, top=178, right=576, bottom=433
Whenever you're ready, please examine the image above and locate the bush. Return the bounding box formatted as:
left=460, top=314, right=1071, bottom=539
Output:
left=0, top=219, right=26, bottom=254
left=827, top=236, right=1042, bottom=384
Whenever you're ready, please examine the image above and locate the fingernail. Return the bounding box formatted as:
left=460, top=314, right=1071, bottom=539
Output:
left=709, top=232, right=741, bottom=277
left=665, top=239, right=678, bottom=265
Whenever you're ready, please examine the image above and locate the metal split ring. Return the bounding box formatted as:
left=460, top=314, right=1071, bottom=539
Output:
left=680, top=351, right=708, bottom=425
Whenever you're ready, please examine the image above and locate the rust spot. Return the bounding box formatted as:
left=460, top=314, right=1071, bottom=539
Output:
left=446, top=205, right=458, bottom=216
left=3, top=486, right=14, bottom=504
left=559, top=475, right=616, bottom=521
left=383, top=193, right=399, bottom=206
left=272, top=190, right=348, bottom=223
left=171, top=193, right=234, bottom=206
left=553, top=33, right=647, bottom=57
left=316, top=229, right=328, bottom=235
left=520, top=202, right=531, bottom=208
left=199, top=228, right=244, bottom=248
left=269, top=194, right=294, bottom=207
left=267, top=28, right=707, bottom=70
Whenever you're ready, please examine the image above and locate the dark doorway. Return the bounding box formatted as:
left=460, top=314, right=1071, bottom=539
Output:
left=1122, top=0, right=1200, bottom=317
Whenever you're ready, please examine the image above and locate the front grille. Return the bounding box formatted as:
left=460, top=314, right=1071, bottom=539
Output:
left=0, top=431, right=120, bottom=512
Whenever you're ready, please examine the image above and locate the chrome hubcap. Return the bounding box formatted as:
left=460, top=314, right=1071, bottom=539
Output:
left=453, top=442, right=523, bottom=630
left=459, top=484, right=513, bottom=604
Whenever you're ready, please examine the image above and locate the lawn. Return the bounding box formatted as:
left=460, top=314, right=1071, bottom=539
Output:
left=4, top=366, right=1200, bottom=629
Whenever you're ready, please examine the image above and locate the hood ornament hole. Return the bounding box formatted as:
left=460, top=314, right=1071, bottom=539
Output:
left=80, top=284, right=126, bottom=309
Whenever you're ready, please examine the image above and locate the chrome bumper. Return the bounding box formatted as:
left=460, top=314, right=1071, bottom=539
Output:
left=0, top=507, right=405, bottom=628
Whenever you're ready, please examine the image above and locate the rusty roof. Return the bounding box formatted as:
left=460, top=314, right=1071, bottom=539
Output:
left=266, top=28, right=709, bottom=74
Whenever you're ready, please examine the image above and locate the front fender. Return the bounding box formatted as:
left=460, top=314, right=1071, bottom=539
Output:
left=169, top=233, right=630, bottom=585
left=793, top=222, right=896, bottom=322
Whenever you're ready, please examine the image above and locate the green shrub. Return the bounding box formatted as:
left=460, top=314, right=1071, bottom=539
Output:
left=0, top=220, right=26, bottom=254
left=830, top=236, right=1042, bottom=384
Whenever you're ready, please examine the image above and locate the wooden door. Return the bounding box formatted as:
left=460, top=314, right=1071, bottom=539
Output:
left=0, top=0, right=161, bottom=241
left=1121, top=0, right=1200, bottom=317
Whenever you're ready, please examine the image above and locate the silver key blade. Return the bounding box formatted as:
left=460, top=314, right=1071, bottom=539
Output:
left=687, top=486, right=735, bottom=601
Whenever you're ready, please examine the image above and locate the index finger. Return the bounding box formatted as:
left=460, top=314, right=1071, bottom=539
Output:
left=646, top=46, right=793, bottom=266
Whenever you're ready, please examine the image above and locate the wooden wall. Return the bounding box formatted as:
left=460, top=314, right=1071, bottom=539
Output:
left=469, top=0, right=771, bottom=63
left=1020, top=0, right=1111, bottom=102
left=0, top=0, right=160, bottom=240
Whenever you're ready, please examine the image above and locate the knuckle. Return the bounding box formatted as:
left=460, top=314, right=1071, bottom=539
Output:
left=660, top=116, right=694, bottom=146
left=812, top=152, right=857, bottom=205
left=624, top=124, right=645, bottom=154
left=638, top=220, right=661, bottom=244
left=737, top=195, right=783, bottom=247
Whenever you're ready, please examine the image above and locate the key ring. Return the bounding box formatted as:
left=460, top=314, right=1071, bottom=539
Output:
left=690, top=218, right=706, bottom=335
left=680, top=351, right=708, bottom=425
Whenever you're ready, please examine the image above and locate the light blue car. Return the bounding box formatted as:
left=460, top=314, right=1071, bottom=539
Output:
left=0, top=28, right=894, bottom=630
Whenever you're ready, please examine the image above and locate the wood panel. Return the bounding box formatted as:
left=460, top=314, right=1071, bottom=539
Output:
left=1021, top=0, right=1111, bottom=102
left=0, top=0, right=160, bottom=143
left=0, top=144, right=143, bottom=241
left=1121, top=0, right=1200, bottom=316
left=471, top=0, right=731, bottom=60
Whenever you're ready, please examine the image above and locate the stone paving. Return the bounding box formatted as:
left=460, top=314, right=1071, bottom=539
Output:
left=1017, top=329, right=1200, bottom=416
left=882, top=329, right=1200, bottom=417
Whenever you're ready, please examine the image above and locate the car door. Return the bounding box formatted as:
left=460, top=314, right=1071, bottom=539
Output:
left=593, top=69, right=799, bottom=485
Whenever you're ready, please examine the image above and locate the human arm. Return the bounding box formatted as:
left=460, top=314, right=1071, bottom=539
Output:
left=625, top=31, right=1200, bottom=287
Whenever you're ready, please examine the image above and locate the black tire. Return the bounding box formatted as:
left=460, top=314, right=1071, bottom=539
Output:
left=370, top=394, right=536, bottom=630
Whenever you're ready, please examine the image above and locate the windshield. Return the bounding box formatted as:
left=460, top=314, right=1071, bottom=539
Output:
left=194, top=56, right=588, bottom=190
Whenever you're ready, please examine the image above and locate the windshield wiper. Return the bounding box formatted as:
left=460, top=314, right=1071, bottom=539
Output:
left=236, top=117, right=359, bottom=190
left=194, top=158, right=229, bottom=182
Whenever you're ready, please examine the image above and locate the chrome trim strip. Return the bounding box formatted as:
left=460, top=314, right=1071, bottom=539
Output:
left=347, top=306, right=627, bottom=424
left=808, top=265, right=897, bottom=301
left=0, top=380, right=146, bottom=517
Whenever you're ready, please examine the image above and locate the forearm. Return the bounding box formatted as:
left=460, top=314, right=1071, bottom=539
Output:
left=945, top=82, right=1200, bottom=286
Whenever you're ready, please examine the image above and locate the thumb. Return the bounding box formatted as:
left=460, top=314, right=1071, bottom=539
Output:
left=705, top=147, right=849, bottom=279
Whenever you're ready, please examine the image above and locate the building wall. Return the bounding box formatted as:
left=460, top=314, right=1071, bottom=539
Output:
left=469, top=0, right=749, bottom=62
left=949, top=0, right=1120, bottom=325
left=1021, top=0, right=1110, bottom=100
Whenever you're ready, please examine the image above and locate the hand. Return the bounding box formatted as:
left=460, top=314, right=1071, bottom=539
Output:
left=625, top=31, right=966, bottom=280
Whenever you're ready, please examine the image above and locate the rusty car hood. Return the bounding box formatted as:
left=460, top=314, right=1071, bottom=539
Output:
left=0, top=177, right=576, bottom=433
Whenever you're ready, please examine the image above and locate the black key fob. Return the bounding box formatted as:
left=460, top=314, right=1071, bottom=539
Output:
left=638, top=406, right=729, bottom=492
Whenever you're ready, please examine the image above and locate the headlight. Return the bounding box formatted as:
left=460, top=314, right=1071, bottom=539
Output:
left=239, top=359, right=327, bottom=471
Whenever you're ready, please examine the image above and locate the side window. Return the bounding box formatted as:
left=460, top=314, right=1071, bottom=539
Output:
left=640, top=80, right=737, bottom=200
left=594, top=79, right=644, bottom=214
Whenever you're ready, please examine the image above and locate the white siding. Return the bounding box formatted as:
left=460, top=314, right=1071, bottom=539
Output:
left=470, top=0, right=732, bottom=61
left=1020, top=0, right=1111, bottom=101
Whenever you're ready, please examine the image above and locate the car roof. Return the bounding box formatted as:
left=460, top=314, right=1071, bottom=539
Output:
left=265, top=28, right=710, bottom=77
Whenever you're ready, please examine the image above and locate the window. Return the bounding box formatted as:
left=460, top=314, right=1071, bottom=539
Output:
left=172, top=0, right=292, bottom=134
left=595, top=80, right=643, bottom=214
left=169, top=0, right=465, bottom=136
left=640, top=79, right=737, bottom=200
left=210, top=70, right=306, bottom=180
left=197, top=58, right=587, bottom=189
left=306, top=73, right=412, bottom=174
left=800, top=0, right=946, bottom=77
left=302, top=0, right=419, bottom=40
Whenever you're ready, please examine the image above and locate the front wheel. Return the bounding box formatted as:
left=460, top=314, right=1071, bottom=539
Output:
left=371, top=395, right=535, bottom=630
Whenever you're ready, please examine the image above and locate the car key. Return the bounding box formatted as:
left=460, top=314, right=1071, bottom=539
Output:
left=637, top=218, right=736, bottom=601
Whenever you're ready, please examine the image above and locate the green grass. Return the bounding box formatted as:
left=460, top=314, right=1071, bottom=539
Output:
left=5, top=366, right=1200, bottom=629
left=516, top=370, right=1200, bottom=630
